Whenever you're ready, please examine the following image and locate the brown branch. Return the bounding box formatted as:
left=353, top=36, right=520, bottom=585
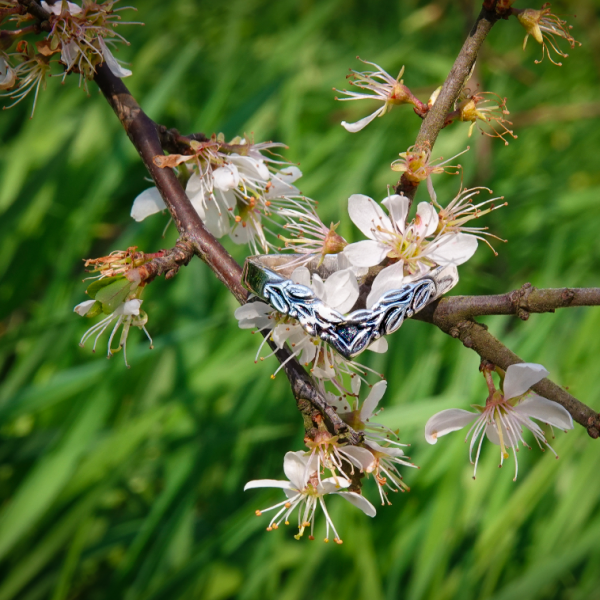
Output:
left=125, top=238, right=196, bottom=284
left=16, top=0, right=51, bottom=30
left=414, top=285, right=600, bottom=438
left=395, top=4, right=500, bottom=203
left=419, top=283, right=600, bottom=322
left=154, top=124, right=209, bottom=155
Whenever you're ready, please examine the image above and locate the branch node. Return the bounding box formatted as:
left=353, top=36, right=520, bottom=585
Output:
left=517, top=308, right=530, bottom=321
left=561, top=288, right=575, bottom=303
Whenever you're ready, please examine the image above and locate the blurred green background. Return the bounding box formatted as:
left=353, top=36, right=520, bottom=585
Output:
left=1, top=0, right=600, bottom=598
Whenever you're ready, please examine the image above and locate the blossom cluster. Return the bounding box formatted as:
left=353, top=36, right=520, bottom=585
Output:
left=245, top=379, right=417, bottom=542
left=0, top=0, right=137, bottom=115
left=245, top=363, right=573, bottom=542
left=132, top=135, right=308, bottom=255
left=67, top=11, right=580, bottom=544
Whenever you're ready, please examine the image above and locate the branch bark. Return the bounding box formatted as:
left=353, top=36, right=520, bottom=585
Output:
left=419, top=283, right=600, bottom=322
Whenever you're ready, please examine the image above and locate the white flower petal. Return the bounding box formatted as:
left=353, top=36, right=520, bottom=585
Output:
left=424, top=233, right=478, bottom=266
left=267, top=166, right=302, bottom=198
left=283, top=451, right=309, bottom=489
left=234, top=301, right=272, bottom=328
left=131, top=187, right=166, bottom=222
left=360, top=380, right=387, bottom=420
left=243, top=479, right=293, bottom=491
left=503, top=363, right=550, bottom=400
left=415, top=202, right=439, bottom=238
left=343, top=240, right=389, bottom=268
left=311, top=274, right=325, bottom=300
left=325, top=391, right=351, bottom=413
left=367, top=337, right=388, bottom=353
left=115, top=299, right=142, bottom=316
left=272, top=324, right=293, bottom=348
left=381, top=195, right=409, bottom=232
left=185, top=172, right=204, bottom=196
left=366, top=261, right=404, bottom=309
left=311, top=365, right=336, bottom=380
left=424, top=408, right=476, bottom=444
left=426, top=175, right=437, bottom=204
left=229, top=154, right=270, bottom=181
left=42, top=1, right=82, bottom=14
left=341, top=106, right=386, bottom=133
left=296, top=339, right=317, bottom=364
left=516, top=394, right=573, bottom=430
left=276, top=165, right=302, bottom=184
left=341, top=446, right=376, bottom=471
left=291, top=267, right=311, bottom=287
left=237, top=317, right=270, bottom=330
left=98, top=37, right=132, bottom=78
left=74, top=299, right=96, bottom=316
left=365, top=439, right=405, bottom=458
left=212, top=164, right=240, bottom=191
left=60, top=40, right=79, bottom=70
left=0, top=57, right=16, bottom=90
left=485, top=422, right=515, bottom=448
left=348, top=194, right=393, bottom=239
left=336, top=491, right=376, bottom=517
left=194, top=194, right=230, bottom=238
left=319, top=478, right=351, bottom=494
left=323, top=268, right=359, bottom=313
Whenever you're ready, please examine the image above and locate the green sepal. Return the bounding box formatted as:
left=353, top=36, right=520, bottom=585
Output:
left=95, top=279, right=134, bottom=313
left=86, top=276, right=124, bottom=300
left=85, top=300, right=104, bottom=319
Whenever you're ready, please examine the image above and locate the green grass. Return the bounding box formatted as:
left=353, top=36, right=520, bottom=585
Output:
left=1, top=1, right=599, bottom=598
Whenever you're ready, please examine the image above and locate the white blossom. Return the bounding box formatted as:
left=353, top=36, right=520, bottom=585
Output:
left=424, top=363, right=574, bottom=480
left=0, top=56, right=16, bottom=91
left=131, top=187, right=166, bottom=222
left=76, top=298, right=152, bottom=368
left=334, top=60, right=420, bottom=132
left=130, top=141, right=306, bottom=253
left=97, top=37, right=132, bottom=78
left=244, top=450, right=375, bottom=543
left=343, top=193, right=478, bottom=307
left=326, top=379, right=417, bottom=504
left=41, top=1, right=82, bottom=15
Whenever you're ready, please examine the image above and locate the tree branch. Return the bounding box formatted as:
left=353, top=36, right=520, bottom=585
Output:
left=395, top=4, right=500, bottom=203
left=16, top=0, right=51, bottom=30
left=419, top=283, right=600, bottom=322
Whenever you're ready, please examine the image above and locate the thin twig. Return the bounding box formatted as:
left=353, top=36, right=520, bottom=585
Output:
left=395, top=5, right=499, bottom=204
